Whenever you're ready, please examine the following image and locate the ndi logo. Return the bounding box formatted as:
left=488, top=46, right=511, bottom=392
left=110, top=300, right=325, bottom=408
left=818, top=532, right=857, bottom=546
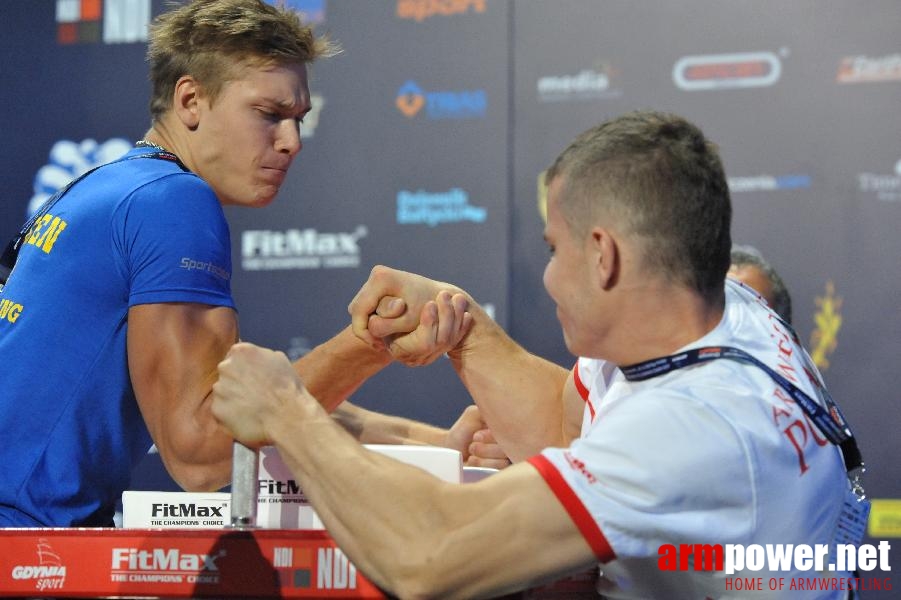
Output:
left=397, top=188, right=487, bottom=227
left=396, top=80, right=487, bottom=120
left=28, top=138, right=132, bottom=217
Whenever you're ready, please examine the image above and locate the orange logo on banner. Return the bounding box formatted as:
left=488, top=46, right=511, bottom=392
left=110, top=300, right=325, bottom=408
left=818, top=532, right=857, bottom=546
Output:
left=397, top=0, right=486, bottom=22
left=396, top=94, right=424, bottom=118
left=395, top=83, right=425, bottom=118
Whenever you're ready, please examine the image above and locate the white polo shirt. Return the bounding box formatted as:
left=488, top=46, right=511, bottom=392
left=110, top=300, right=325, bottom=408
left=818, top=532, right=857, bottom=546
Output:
left=529, top=280, right=851, bottom=599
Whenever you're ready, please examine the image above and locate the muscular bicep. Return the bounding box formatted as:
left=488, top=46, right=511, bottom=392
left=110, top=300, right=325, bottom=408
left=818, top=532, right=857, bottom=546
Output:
left=127, top=302, right=238, bottom=490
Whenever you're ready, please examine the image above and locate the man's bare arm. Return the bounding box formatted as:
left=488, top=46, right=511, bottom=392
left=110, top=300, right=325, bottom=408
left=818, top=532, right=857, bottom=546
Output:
left=128, top=302, right=238, bottom=491
left=291, top=325, right=393, bottom=413
left=351, top=266, right=571, bottom=460
left=212, top=343, right=597, bottom=599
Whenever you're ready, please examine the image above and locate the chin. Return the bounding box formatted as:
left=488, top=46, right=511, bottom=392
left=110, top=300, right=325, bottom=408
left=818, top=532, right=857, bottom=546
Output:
left=251, top=196, right=276, bottom=208
left=245, top=189, right=279, bottom=208
left=561, top=331, right=592, bottom=359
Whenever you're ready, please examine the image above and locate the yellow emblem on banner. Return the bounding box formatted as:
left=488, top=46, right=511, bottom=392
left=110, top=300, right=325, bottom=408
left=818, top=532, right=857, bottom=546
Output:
left=809, top=280, right=842, bottom=370
left=868, top=499, right=901, bottom=538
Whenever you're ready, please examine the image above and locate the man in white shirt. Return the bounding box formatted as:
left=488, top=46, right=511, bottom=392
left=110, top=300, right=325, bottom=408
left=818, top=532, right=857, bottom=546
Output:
left=211, top=110, right=859, bottom=599
left=729, top=243, right=793, bottom=324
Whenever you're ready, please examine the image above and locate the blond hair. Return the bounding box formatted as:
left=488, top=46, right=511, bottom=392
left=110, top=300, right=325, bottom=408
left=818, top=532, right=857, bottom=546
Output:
left=147, top=0, right=338, bottom=120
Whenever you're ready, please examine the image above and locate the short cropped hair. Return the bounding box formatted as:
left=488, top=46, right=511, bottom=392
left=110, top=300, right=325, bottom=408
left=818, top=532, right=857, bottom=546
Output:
left=545, top=110, right=732, bottom=303
left=147, top=0, right=338, bottom=120
left=731, top=244, right=793, bottom=324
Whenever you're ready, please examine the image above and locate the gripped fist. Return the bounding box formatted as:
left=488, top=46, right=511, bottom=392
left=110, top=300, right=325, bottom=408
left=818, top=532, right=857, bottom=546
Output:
left=211, top=342, right=307, bottom=448
left=350, top=265, right=472, bottom=366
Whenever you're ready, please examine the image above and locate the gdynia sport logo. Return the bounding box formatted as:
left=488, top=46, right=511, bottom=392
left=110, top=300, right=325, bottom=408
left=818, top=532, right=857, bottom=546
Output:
left=658, top=541, right=892, bottom=593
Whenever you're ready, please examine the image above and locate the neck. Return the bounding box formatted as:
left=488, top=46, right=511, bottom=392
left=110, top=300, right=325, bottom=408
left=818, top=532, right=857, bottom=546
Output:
left=142, top=117, right=190, bottom=159
left=139, top=128, right=169, bottom=151
left=140, top=123, right=192, bottom=170
left=602, top=282, right=725, bottom=367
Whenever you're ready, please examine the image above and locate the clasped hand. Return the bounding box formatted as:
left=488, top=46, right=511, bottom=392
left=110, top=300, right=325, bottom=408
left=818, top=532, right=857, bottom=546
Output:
left=349, top=265, right=473, bottom=366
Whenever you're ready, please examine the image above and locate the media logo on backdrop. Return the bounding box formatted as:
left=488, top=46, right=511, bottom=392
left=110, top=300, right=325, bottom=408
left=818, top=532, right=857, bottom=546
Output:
left=397, top=188, right=487, bottom=227
left=55, top=0, right=150, bottom=44
left=836, top=53, right=901, bottom=84
left=857, top=158, right=901, bottom=202
left=397, top=0, right=485, bottom=22
left=673, top=51, right=783, bottom=91
left=727, top=174, right=812, bottom=193
left=28, top=138, right=132, bottom=218
left=241, top=226, right=367, bottom=271
left=396, top=81, right=487, bottom=119
left=537, top=63, right=623, bottom=103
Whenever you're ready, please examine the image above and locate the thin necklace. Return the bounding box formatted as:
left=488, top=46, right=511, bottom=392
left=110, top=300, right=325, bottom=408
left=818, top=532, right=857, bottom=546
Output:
left=134, top=139, right=189, bottom=171
left=135, top=139, right=167, bottom=151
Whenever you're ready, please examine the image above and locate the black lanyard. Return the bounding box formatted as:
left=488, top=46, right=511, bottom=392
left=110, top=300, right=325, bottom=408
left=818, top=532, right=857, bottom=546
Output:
left=620, top=344, right=864, bottom=475
left=0, top=148, right=186, bottom=286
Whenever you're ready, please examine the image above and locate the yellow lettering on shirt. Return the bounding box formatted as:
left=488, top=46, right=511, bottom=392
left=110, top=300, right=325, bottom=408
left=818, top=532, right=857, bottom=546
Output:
left=24, top=213, right=68, bottom=254
left=0, top=298, right=24, bottom=323
left=25, top=214, right=52, bottom=246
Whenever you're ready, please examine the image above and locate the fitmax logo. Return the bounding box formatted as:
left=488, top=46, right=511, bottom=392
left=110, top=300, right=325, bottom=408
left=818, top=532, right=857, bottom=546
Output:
left=241, top=226, right=367, bottom=271
left=111, top=548, right=225, bottom=572
left=150, top=503, right=224, bottom=518
left=396, top=80, right=487, bottom=119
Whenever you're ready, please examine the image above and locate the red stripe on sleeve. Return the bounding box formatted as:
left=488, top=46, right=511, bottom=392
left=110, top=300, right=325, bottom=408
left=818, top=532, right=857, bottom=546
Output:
left=572, top=362, right=595, bottom=421
left=527, top=454, right=615, bottom=563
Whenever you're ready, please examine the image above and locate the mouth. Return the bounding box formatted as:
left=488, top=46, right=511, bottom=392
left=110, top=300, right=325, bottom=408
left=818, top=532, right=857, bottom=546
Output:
left=261, top=166, right=289, bottom=185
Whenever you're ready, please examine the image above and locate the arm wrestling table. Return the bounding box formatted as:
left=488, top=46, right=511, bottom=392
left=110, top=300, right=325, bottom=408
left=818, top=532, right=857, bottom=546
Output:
left=0, top=444, right=598, bottom=598
left=0, top=444, right=382, bottom=598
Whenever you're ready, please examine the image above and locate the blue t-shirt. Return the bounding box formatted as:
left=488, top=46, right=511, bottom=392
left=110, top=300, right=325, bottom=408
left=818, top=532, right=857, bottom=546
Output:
left=0, top=148, right=235, bottom=526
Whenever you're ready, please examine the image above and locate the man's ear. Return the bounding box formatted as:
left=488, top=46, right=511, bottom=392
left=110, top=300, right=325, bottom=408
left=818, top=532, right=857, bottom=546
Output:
left=590, top=227, right=618, bottom=290
left=172, top=75, right=201, bottom=130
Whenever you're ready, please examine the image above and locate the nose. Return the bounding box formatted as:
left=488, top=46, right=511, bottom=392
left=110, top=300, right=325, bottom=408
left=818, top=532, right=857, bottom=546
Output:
left=276, top=119, right=302, bottom=156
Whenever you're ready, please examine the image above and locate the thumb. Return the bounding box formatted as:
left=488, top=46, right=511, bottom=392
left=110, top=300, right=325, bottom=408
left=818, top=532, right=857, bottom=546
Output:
left=376, top=296, right=406, bottom=318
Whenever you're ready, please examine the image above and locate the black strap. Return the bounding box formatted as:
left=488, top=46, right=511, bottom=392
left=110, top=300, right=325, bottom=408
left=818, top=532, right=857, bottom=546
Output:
left=0, top=149, right=185, bottom=285
left=620, top=344, right=864, bottom=474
